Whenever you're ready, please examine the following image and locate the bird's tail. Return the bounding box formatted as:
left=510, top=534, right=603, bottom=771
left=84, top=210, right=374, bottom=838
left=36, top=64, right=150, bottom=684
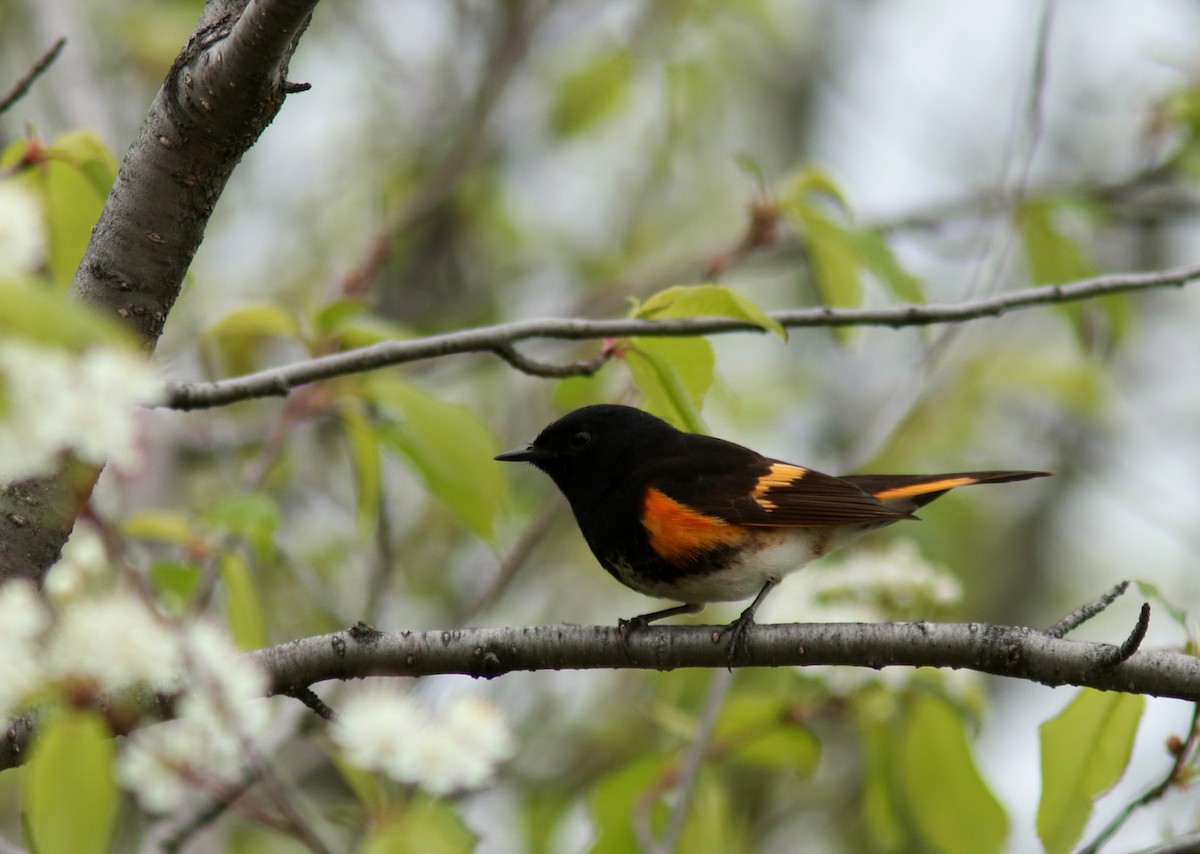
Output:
left=842, top=470, right=1051, bottom=512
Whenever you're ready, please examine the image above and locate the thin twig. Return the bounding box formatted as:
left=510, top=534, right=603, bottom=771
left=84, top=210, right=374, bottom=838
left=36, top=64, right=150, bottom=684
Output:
left=1044, top=581, right=1130, bottom=638
left=492, top=343, right=610, bottom=378
left=659, top=668, right=734, bottom=853
left=0, top=38, right=66, bottom=115
left=163, top=263, right=1200, bottom=411
left=284, top=687, right=336, bottom=721
left=1098, top=603, right=1152, bottom=667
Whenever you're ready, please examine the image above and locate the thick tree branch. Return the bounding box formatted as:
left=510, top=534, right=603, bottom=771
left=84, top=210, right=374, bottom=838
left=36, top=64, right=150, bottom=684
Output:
left=70, top=0, right=316, bottom=341
left=0, top=0, right=319, bottom=585
left=0, top=617, right=1193, bottom=773
left=165, top=263, right=1200, bottom=410
left=254, top=621, right=1200, bottom=701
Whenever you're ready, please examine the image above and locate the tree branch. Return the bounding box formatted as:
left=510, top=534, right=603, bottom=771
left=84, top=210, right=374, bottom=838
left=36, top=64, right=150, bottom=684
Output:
left=255, top=620, right=1200, bottom=701
left=0, top=616, right=1193, bottom=774
left=164, top=263, right=1200, bottom=410
left=0, top=0, right=321, bottom=585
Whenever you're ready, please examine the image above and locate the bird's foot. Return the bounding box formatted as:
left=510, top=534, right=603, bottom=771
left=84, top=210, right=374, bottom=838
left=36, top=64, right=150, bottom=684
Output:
left=617, top=603, right=703, bottom=641
left=718, top=605, right=758, bottom=662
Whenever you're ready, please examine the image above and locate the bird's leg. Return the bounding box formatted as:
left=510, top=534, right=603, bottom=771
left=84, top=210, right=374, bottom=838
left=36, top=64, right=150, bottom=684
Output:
left=719, top=578, right=778, bottom=660
left=618, top=602, right=704, bottom=639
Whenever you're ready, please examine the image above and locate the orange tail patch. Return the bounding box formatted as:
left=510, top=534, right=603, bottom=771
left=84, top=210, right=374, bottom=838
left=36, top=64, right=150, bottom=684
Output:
left=641, top=487, right=746, bottom=564
left=870, top=476, right=977, bottom=501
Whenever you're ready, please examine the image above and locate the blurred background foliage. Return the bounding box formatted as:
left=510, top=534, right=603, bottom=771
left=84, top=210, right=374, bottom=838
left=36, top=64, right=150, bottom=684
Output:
left=5, top=0, right=1200, bottom=851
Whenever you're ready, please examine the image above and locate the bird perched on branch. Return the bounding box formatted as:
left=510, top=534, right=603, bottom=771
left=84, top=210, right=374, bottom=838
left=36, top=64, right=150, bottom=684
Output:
left=497, top=404, right=1049, bottom=654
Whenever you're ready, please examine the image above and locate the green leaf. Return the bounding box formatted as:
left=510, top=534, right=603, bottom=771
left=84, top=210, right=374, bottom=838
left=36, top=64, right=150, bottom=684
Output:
left=847, top=228, right=925, bottom=303
left=553, top=369, right=614, bottom=413
left=339, top=402, right=383, bottom=535
left=624, top=337, right=712, bottom=432
left=1134, top=580, right=1189, bottom=627
left=149, top=561, right=203, bottom=609
left=22, top=707, right=118, bottom=854
left=331, top=753, right=390, bottom=815
left=204, top=493, right=279, bottom=562
left=8, top=132, right=117, bottom=291
left=862, top=721, right=908, bottom=853
left=789, top=205, right=863, bottom=309
left=714, top=696, right=820, bottom=773
left=1037, top=689, right=1144, bottom=854
left=676, top=771, right=741, bottom=854
left=361, top=799, right=477, bottom=854
left=732, top=152, right=767, bottom=192
left=314, top=298, right=413, bottom=349
left=1018, top=200, right=1094, bottom=285
left=206, top=304, right=299, bottom=339
left=1018, top=199, right=1130, bottom=346
left=0, top=276, right=135, bottom=350
left=549, top=48, right=634, bottom=138
left=122, top=510, right=196, bottom=546
left=899, top=694, right=1008, bottom=854
left=635, top=284, right=786, bottom=340
left=46, top=130, right=119, bottom=196
left=369, top=377, right=509, bottom=543
left=220, top=551, right=268, bottom=650
left=589, top=756, right=666, bottom=854
left=778, top=165, right=850, bottom=212
left=204, top=304, right=300, bottom=376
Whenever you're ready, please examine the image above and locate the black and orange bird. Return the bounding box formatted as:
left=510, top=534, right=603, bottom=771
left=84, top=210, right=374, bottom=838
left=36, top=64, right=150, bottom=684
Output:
left=496, top=404, right=1049, bottom=650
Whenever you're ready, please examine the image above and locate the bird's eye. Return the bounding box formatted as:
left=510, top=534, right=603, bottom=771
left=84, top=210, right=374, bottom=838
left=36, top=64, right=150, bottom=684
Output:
left=570, top=431, right=592, bottom=449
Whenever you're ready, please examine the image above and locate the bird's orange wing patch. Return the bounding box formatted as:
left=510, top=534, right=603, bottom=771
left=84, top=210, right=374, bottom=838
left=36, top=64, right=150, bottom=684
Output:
left=641, top=487, right=746, bottom=564
left=870, top=476, right=976, bottom=501
left=751, top=463, right=809, bottom=511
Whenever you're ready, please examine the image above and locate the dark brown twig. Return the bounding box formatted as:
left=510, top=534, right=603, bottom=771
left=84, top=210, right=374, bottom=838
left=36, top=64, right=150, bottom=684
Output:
left=1097, top=603, right=1152, bottom=667
left=283, top=687, right=336, bottom=721
left=0, top=38, right=66, bottom=116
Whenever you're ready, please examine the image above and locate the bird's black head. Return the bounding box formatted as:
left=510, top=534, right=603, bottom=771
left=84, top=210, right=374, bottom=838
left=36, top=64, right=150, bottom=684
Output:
left=495, top=404, right=679, bottom=496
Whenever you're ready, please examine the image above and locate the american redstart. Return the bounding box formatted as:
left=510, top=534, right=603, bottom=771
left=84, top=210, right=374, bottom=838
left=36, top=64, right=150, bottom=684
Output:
left=497, top=404, right=1048, bottom=651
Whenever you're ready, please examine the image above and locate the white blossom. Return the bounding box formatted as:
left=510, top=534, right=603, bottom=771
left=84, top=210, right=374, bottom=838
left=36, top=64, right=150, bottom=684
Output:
left=117, top=716, right=235, bottom=814
left=0, top=580, right=49, bottom=718
left=0, top=182, right=44, bottom=273
left=44, top=525, right=110, bottom=601
left=117, top=622, right=273, bottom=814
left=805, top=540, right=963, bottom=614
left=0, top=579, right=49, bottom=645
left=0, top=341, right=161, bottom=483
left=0, top=342, right=75, bottom=481
left=175, top=621, right=270, bottom=736
left=68, top=347, right=163, bottom=468
left=333, top=688, right=514, bottom=796
left=47, top=591, right=177, bottom=692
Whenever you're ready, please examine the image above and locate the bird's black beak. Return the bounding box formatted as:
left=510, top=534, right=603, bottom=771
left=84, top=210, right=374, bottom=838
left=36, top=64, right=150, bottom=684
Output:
left=495, top=445, right=552, bottom=463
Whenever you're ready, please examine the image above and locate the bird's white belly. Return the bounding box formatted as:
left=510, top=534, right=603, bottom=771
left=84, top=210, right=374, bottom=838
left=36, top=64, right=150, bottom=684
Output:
left=623, top=529, right=828, bottom=603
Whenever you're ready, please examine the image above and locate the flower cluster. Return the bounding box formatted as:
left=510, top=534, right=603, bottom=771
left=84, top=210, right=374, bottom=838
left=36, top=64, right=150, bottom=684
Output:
left=803, top=539, right=963, bottom=619
left=0, top=532, right=272, bottom=814
left=0, top=340, right=161, bottom=482
left=117, top=623, right=271, bottom=813
left=333, top=688, right=515, bottom=796
left=760, top=540, right=978, bottom=697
